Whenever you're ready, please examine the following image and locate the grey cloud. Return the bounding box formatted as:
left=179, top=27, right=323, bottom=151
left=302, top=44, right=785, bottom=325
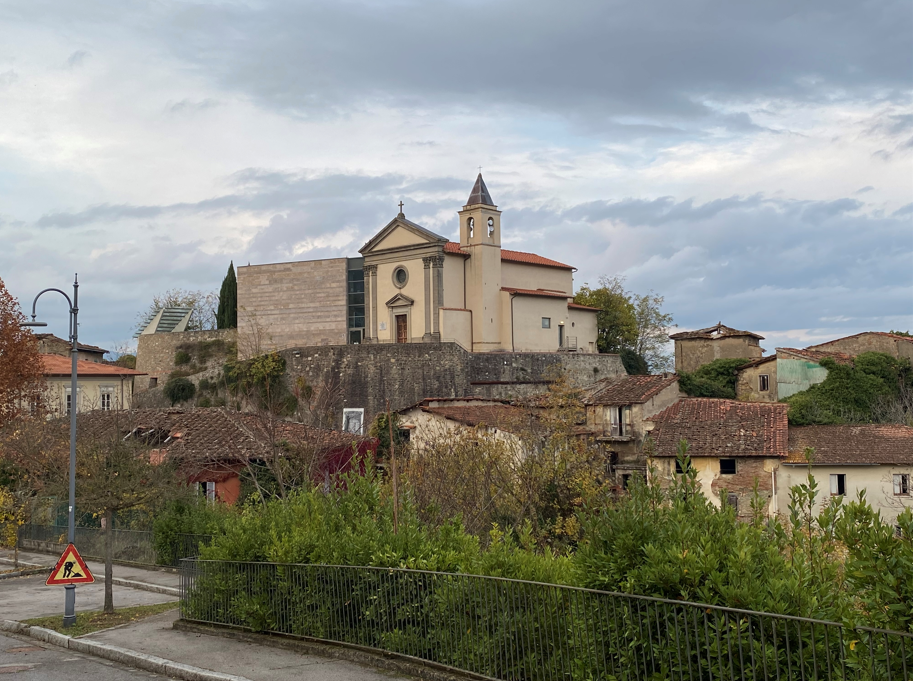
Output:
left=168, top=98, right=220, bottom=113
left=65, top=50, right=89, bottom=68
left=154, top=0, right=911, bottom=130
left=0, top=70, right=17, bottom=86
left=855, top=186, right=874, bottom=194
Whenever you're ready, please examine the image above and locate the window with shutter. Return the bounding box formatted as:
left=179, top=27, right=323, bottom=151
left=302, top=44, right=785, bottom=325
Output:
left=894, top=474, right=910, bottom=496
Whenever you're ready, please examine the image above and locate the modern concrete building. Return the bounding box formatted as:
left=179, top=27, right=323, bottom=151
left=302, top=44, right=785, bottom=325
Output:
left=669, top=322, right=765, bottom=374
left=237, top=174, right=599, bottom=357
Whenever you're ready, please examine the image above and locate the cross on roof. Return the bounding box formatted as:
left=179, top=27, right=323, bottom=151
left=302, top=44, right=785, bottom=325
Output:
left=398, top=201, right=404, bottom=214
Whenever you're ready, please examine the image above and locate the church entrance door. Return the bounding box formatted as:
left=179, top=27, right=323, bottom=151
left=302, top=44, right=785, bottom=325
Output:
left=395, top=314, right=408, bottom=343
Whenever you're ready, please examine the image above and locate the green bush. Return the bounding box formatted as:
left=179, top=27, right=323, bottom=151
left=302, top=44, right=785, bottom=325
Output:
left=786, top=352, right=912, bottom=425
left=678, top=357, right=748, bottom=398
left=174, top=350, right=192, bottom=366
left=163, top=376, right=196, bottom=405
left=152, top=496, right=233, bottom=565
left=197, top=396, right=212, bottom=408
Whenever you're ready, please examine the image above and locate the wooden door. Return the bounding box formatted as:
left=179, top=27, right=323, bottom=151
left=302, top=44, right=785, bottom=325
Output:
left=395, top=314, right=408, bottom=343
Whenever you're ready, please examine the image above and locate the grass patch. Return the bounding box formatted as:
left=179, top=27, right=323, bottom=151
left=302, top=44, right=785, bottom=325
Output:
left=22, top=601, right=178, bottom=637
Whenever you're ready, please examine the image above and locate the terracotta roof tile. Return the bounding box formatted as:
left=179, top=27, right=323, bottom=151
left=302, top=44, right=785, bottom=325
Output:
left=738, top=355, right=777, bottom=370
left=77, top=408, right=374, bottom=465
left=786, top=425, right=913, bottom=465
left=582, top=374, right=679, bottom=405
left=420, top=404, right=537, bottom=432
left=40, top=354, right=146, bottom=377
left=777, top=347, right=855, bottom=366
left=669, top=323, right=764, bottom=341
left=36, top=334, right=109, bottom=355
left=646, top=398, right=788, bottom=458
left=443, top=242, right=573, bottom=269
left=807, top=331, right=913, bottom=348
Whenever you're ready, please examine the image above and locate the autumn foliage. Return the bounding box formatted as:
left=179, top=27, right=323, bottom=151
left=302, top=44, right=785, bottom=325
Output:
left=0, top=277, right=44, bottom=426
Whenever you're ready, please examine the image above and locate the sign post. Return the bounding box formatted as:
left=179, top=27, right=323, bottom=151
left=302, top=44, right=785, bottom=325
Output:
left=46, top=544, right=94, bottom=587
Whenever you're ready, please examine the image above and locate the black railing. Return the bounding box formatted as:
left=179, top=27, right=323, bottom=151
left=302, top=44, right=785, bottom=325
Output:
left=179, top=560, right=912, bottom=681
left=18, top=524, right=212, bottom=568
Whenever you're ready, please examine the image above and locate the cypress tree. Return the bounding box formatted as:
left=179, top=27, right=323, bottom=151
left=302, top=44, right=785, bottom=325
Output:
left=217, top=262, right=237, bottom=329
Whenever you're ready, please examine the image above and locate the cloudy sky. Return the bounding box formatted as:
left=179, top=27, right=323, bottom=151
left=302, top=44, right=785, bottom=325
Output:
left=1, top=0, right=911, bottom=355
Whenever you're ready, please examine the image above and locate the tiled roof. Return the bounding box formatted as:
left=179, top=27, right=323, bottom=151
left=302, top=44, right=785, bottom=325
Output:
left=582, top=374, right=679, bottom=405
left=40, top=354, right=146, bottom=377
left=35, top=334, right=109, bottom=355
left=443, top=242, right=574, bottom=269
left=777, top=347, right=855, bottom=366
left=738, top=355, right=777, bottom=370
left=501, top=287, right=570, bottom=299
left=77, top=408, right=373, bottom=464
left=669, top=323, right=764, bottom=341
left=422, top=404, right=537, bottom=432
left=568, top=302, right=601, bottom=312
left=806, top=331, right=913, bottom=348
left=646, top=398, right=788, bottom=458
left=786, top=425, right=913, bottom=465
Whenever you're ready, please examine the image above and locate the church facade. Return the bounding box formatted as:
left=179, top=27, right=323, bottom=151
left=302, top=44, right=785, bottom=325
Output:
left=237, top=175, right=598, bottom=355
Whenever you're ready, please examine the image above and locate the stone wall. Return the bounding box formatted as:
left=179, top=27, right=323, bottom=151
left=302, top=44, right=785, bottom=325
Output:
left=810, top=333, right=913, bottom=361
left=237, top=258, right=349, bottom=357
left=674, top=336, right=763, bottom=373
left=280, top=342, right=626, bottom=427
left=135, top=329, right=237, bottom=391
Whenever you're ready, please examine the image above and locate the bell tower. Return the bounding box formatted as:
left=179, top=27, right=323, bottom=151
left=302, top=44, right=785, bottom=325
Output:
left=458, top=173, right=503, bottom=351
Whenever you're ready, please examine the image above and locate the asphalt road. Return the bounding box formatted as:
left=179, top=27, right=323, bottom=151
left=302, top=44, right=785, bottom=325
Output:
left=0, top=631, right=169, bottom=679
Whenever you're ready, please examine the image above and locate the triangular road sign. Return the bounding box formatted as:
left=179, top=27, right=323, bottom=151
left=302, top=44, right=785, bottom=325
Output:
left=46, top=544, right=95, bottom=585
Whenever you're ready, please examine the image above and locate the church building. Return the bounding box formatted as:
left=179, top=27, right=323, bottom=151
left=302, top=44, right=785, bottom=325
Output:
left=237, top=175, right=598, bottom=356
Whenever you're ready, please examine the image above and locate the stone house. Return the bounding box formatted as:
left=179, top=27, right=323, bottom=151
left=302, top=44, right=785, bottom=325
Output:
left=36, top=334, right=108, bottom=363
left=736, top=347, right=854, bottom=403
left=806, top=331, right=913, bottom=361
left=580, top=374, right=682, bottom=487
left=237, top=174, right=599, bottom=356
left=780, top=424, right=913, bottom=525
left=40, top=354, right=146, bottom=415
left=79, top=408, right=377, bottom=505
left=398, top=397, right=537, bottom=454
left=669, top=322, right=765, bottom=374
left=645, top=398, right=789, bottom=518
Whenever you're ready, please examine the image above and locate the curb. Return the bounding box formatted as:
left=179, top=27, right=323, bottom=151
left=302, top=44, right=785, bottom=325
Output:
left=107, top=576, right=180, bottom=597
left=0, top=619, right=251, bottom=681
left=0, top=566, right=52, bottom=580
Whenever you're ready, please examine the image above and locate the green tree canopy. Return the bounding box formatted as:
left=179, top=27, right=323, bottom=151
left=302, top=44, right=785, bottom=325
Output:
left=217, top=262, right=237, bottom=329
left=573, top=275, right=675, bottom=372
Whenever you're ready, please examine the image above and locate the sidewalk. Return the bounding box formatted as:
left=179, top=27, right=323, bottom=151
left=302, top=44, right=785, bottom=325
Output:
left=0, top=547, right=416, bottom=681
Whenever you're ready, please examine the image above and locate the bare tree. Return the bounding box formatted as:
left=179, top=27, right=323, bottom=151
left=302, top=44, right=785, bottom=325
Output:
left=135, top=289, right=218, bottom=335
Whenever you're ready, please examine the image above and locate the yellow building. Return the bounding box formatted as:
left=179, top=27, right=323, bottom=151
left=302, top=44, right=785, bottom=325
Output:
left=359, top=174, right=598, bottom=352
left=40, top=354, right=146, bottom=415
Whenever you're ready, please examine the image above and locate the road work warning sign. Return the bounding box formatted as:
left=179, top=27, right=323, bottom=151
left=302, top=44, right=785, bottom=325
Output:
left=46, top=544, right=95, bottom=585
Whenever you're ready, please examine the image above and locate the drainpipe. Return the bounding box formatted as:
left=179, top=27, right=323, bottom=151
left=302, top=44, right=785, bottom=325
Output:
left=771, top=467, right=778, bottom=515
left=510, top=293, right=516, bottom=352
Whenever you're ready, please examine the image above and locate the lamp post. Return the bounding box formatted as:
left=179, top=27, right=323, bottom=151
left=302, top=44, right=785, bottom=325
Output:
left=21, top=274, right=79, bottom=627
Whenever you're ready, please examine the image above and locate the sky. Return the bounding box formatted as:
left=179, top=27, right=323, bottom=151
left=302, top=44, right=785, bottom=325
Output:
left=1, top=0, right=911, bottom=357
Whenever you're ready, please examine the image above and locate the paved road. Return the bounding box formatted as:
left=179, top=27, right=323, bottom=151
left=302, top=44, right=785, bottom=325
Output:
left=0, top=631, right=167, bottom=679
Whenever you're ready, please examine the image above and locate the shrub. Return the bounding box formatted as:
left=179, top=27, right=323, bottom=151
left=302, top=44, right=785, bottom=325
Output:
left=174, top=350, right=192, bottom=366
left=152, top=496, right=234, bottom=566
left=163, top=376, right=196, bottom=405
left=678, top=357, right=748, bottom=398
left=197, top=396, right=212, bottom=408
left=620, top=348, right=649, bottom=375
left=114, top=354, right=137, bottom=369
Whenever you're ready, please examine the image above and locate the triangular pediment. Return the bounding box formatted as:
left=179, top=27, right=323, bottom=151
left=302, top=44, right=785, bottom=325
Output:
left=385, top=293, right=415, bottom=308
left=359, top=216, right=447, bottom=255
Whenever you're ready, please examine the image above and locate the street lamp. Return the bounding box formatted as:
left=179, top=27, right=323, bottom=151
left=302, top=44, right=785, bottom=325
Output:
left=21, top=274, right=80, bottom=628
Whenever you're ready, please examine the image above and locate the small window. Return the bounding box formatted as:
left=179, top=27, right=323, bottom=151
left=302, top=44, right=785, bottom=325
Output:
left=393, top=266, right=408, bottom=288
left=675, top=459, right=691, bottom=474
left=759, top=374, right=770, bottom=392
left=894, top=474, right=910, bottom=496
left=66, top=393, right=73, bottom=416
left=542, top=317, right=551, bottom=329
left=100, top=393, right=112, bottom=411
left=621, top=474, right=632, bottom=491
left=720, top=459, right=737, bottom=475
left=830, top=473, right=846, bottom=496
left=200, top=481, right=216, bottom=502
left=149, top=377, right=158, bottom=388
left=726, top=493, right=739, bottom=513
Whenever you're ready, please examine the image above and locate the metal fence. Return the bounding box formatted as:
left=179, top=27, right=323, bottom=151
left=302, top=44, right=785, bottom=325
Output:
left=179, top=560, right=912, bottom=681
left=18, top=524, right=212, bottom=568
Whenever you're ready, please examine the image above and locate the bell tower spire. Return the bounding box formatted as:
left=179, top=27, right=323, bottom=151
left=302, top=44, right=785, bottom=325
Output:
left=459, top=173, right=501, bottom=247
